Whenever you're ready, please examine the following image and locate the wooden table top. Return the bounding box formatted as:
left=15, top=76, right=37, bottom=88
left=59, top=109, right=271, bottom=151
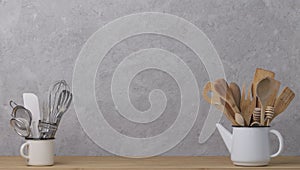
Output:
left=0, top=156, right=299, bottom=169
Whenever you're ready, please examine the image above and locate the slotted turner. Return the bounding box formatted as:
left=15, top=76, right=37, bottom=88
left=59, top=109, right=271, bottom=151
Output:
left=272, top=87, right=295, bottom=121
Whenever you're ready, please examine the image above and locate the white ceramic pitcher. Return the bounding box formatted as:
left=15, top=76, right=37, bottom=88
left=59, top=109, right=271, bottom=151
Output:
left=216, top=123, right=284, bottom=166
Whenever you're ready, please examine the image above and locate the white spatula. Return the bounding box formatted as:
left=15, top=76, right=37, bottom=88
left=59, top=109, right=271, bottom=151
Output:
left=23, top=93, right=41, bottom=138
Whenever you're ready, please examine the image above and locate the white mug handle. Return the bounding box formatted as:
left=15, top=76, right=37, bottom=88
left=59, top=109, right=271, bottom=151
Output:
left=270, top=129, right=284, bottom=158
left=20, top=142, right=30, bottom=159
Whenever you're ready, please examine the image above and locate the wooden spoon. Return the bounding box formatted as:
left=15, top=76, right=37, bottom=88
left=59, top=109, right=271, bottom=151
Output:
left=273, top=87, right=295, bottom=121
left=256, top=77, right=280, bottom=125
left=229, top=82, right=241, bottom=110
left=251, top=68, right=275, bottom=99
left=235, top=112, right=245, bottom=126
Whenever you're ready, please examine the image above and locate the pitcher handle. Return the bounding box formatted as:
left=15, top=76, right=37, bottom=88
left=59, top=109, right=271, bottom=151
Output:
left=270, top=129, right=284, bottom=158
left=20, top=142, right=30, bottom=159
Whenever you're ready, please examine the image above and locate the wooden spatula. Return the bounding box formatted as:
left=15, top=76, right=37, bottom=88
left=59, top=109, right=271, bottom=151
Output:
left=273, top=87, right=295, bottom=121
left=265, top=78, right=281, bottom=125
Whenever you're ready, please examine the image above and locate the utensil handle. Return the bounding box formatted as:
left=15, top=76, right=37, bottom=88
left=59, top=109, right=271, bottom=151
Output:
left=20, top=142, right=30, bottom=159
left=202, top=82, right=214, bottom=104
left=270, top=129, right=284, bottom=158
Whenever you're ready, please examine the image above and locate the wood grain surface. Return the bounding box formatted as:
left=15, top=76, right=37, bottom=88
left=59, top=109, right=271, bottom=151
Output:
left=0, top=156, right=299, bottom=169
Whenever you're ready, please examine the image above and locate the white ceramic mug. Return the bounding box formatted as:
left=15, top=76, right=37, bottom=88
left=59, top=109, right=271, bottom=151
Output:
left=231, top=126, right=284, bottom=166
left=20, top=139, right=54, bottom=166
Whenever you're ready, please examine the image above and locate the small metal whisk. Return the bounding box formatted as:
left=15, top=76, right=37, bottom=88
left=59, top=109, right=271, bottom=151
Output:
left=39, top=80, right=72, bottom=139
left=48, top=80, right=70, bottom=124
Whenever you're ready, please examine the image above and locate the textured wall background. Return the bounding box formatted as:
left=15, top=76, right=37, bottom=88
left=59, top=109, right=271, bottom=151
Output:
left=0, top=0, right=299, bottom=156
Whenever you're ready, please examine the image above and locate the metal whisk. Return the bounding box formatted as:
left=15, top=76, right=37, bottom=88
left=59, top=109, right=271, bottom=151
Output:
left=40, top=80, right=72, bottom=139
left=48, top=80, right=70, bottom=124
left=55, top=90, right=72, bottom=125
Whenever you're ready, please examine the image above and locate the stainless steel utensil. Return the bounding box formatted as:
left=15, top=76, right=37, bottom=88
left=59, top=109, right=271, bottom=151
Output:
left=55, top=90, right=72, bottom=126
left=39, top=80, right=72, bottom=139
left=47, top=80, right=70, bottom=124
left=50, top=90, right=72, bottom=138
left=9, top=101, right=32, bottom=137
left=38, top=120, right=57, bottom=139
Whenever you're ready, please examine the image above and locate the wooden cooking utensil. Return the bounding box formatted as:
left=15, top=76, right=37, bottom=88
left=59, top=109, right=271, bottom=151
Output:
left=244, top=87, right=256, bottom=126
left=265, top=79, right=280, bottom=126
left=221, top=105, right=239, bottom=126
left=240, top=83, right=246, bottom=114
left=229, top=82, right=241, bottom=110
left=235, top=113, right=245, bottom=126
left=217, top=97, right=242, bottom=126
left=273, top=87, right=295, bottom=121
left=202, top=82, right=221, bottom=105
left=251, top=68, right=275, bottom=99
left=213, top=79, right=240, bottom=114
left=250, top=107, right=262, bottom=126
left=265, top=106, right=274, bottom=126
left=219, top=98, right=239, bottom=126
left=240, top=83, right=252, bottom=117
left=266, top=80, right=281, bottom=107
left=202, top=82, right=238, bottom=125
left=214, top=79, right=244, bottom=126
left=256, top=77, right=280, bottom=125
left=240, top=83, right=255, bottom=126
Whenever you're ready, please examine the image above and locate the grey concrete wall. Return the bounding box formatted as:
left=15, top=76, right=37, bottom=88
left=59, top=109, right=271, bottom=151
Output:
left=0, top=0, right=299, bottom=156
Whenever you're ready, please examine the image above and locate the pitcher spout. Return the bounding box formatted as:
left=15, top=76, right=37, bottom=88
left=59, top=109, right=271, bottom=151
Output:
left=216, top=123, right=232, bottom=153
